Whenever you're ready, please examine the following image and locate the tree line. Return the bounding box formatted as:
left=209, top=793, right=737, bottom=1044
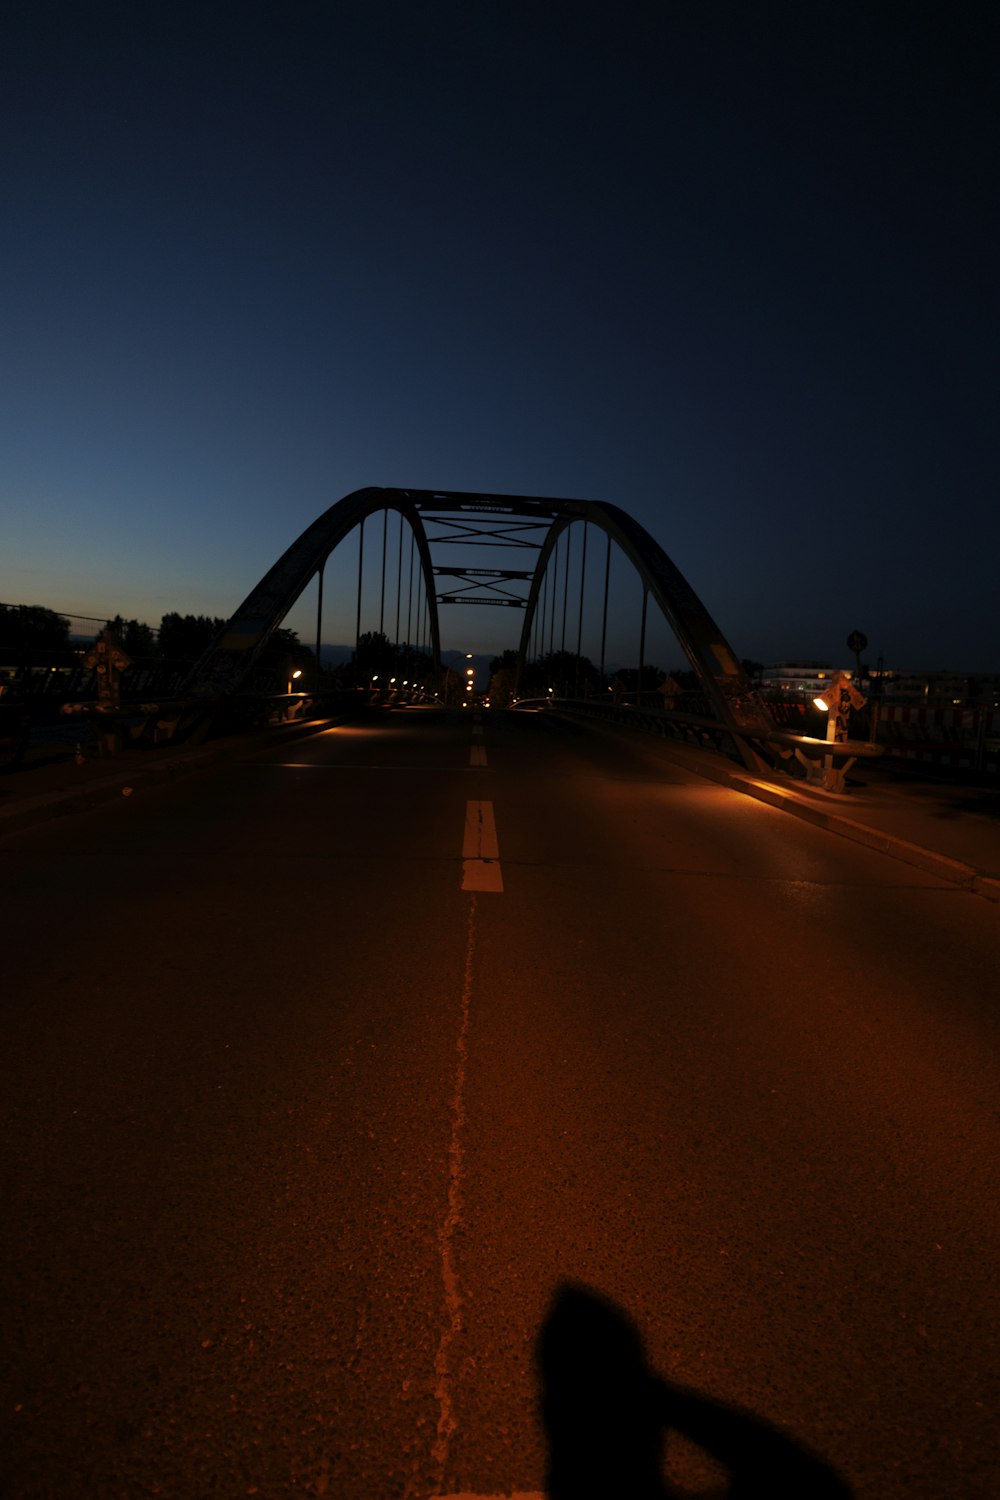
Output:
left=2, top=605, right=762, bottom=698
left=0, top=604, right=313, bottom=673
left=0, top=607, right=441, bottom=690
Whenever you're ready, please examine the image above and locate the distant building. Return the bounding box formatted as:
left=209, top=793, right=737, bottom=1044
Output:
left=874, top=670, right=1000, bottom=708
left=761, top=662, right=1000, bottom=709
left=759, top=662, right=843, bottom=697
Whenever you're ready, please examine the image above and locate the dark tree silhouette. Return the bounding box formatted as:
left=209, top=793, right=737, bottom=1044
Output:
left=522, top=650, right=602, bottom=697
left=0, top=604, right=70, bottom=651
left=157, top=612, right=227, bottom=661
left=104, top=615, right=156, bottom=657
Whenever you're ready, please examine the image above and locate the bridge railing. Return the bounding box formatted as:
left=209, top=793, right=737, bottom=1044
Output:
left=0, top=655, right=196, bottom=709
left=1, top=687, right=387, bottom=769
left=527, top=694, right=882, bottom=793
left=537, top=693, right=741, bottom=760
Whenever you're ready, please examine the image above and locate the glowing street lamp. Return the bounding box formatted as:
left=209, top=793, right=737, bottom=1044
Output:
left=813, top=671, right=866, bottom=789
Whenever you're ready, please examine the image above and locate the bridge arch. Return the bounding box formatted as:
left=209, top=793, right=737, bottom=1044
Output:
left=187, top=488, right=441, bottom=698
left=514, top=499, right=772, bottom=738
left=187, top=485, right=773, bottom=769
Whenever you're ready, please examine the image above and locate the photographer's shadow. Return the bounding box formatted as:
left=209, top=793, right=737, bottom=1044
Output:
left=538, top=1283, right=852, bottom=1498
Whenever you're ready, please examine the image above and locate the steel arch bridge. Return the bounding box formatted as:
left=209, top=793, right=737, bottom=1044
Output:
left=186, top=486, right=777, bottom=769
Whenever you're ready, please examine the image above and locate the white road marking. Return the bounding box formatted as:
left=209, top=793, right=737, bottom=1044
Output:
left=461, top=800, right=503, bottom=892
left=469, top=746, right=488, bottom=767
left=472, top=725, right=484, bottom=736
left=462, top=801, right=499, bottom=859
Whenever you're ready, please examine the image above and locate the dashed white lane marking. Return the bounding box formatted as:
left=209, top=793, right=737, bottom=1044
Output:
left=461, top=801, right=503, bottom=892
left=469, top=745, right=488, bottom=767
left=471, top=725, right=484, bottom=736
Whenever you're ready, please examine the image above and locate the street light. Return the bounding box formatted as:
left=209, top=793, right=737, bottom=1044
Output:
left=812, top=671, right=865, bottom=790
left=288, top=667, right=303, bottom=693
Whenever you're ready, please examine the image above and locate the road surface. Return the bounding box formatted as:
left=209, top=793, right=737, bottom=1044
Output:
left=2, top=707, right=997, bottom=1498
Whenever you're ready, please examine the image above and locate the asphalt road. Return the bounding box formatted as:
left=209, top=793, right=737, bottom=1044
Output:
left=1, top=707, right=997, bottom=1499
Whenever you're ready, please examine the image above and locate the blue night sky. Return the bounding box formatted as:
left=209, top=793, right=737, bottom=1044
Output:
left=2, top=1, right=996, bottom=671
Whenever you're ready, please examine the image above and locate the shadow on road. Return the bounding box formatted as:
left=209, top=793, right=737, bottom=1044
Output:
left=537, top=1283, right=853, bottom=1499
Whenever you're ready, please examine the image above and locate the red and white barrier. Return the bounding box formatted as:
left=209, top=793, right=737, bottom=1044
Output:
left=877, top=705, right=1000, bottom=766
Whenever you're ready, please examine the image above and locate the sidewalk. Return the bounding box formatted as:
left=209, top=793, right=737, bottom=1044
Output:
left=650, top=739, right=1000, bottom=904
left=0, top=715, right=339, bottom=837
left=550, top=710, right=1000, bottom=905
left=3, top=716, right=999, bottom=904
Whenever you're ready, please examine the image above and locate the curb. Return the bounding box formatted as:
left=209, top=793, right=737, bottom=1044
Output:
left=0, top=715, right=342, bottom=837
left=553, top=710, right=1000, bottom=906
left=665, top=749, right=1000, bottom=905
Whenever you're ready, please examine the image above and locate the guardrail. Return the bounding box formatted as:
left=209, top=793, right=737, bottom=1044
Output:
left=1, top=689, right=384, bottom=768
left=1, top=680, right=445, bottom=769
left=518, top=695, right=882, bottom=793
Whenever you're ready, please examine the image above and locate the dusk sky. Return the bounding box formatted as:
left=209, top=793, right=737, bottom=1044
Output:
left=3, top=2, right=997, bottom=671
